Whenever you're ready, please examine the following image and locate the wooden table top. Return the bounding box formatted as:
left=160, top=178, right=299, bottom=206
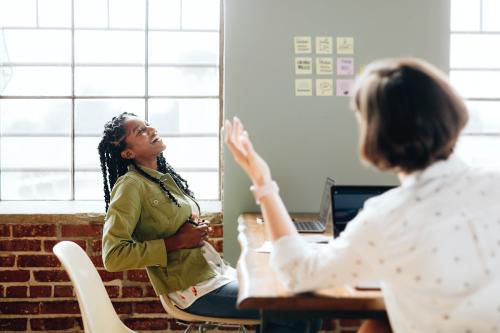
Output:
left=236, top=213, right=385, bottom=312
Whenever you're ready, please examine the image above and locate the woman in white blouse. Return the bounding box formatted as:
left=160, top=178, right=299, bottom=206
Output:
left=224, top=58, right=500, bottom=333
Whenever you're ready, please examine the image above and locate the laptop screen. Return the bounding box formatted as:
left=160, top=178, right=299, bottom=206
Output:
left=331, top=185, right=394, bottom=237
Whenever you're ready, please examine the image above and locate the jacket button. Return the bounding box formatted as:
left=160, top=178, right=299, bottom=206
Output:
left=153, top=199, right=159, bottom=205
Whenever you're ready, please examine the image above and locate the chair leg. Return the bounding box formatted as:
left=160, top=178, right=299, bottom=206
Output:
left=239, top=325, right=248, bottom=333
left=182, top=323, right=195, bottom=333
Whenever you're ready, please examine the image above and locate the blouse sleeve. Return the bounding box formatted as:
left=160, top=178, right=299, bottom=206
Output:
left=270, top=207, right=381, bottom=293
left=102, top=177, right=168, bottom=272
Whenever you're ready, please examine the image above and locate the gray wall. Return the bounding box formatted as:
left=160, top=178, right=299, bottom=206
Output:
left=223, top=0, right=450, bottom=264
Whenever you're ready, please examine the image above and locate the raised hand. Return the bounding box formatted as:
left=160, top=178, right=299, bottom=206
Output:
left=224, top=117, right=272, bottom=186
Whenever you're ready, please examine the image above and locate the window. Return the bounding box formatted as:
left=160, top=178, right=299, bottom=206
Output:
left=451, top=0, right=500, bottom=168
left=0, top=0, right=222, bottom=203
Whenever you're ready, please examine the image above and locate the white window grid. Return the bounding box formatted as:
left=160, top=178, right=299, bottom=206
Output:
left=0, top=0, right=223, bottom=201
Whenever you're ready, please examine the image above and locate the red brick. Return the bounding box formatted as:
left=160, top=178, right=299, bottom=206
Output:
left=209, top=224, right=223, bottom=238
left=30, top=286, right=52, bottom=298
left=105, top=285, right=120, bottom=298
left=44, top=239, right=87, bottom=253
left=0, top=255, right=15, bottom=267
left=54, top=286, right=73, bottom=297
left=0, top=285, right=3, bottom=297
left=17, top=255, right=60, bottom=267
left=144, top=286, right=157, bottom=297
left=30, top=317, right=79, bottom=331
left=127, top=269, right=149, bottom=282
left=124, top=318, right=168, bottom=330
left=6, top=286, right=28, bottom=298
left=12, top=224, right=56, bottom=237
left=0, top=318, right=27, bottom=331
left=40, top=301, right=80, bottom=314
left=134, top=300, right=165, bottom=314
left=33, top=270, right=69, bottom=282
left=339, top=319, right=362, bottom=327
left=321, top=319, right=337, bottom=330
left=61, top=224, right=102, bottom=237
left=208, top=239, right=223, bottom=253
left=0, top=224, right=11, bottom=237
left=0, top=270, right=30, bottom=282
left=97, top=269, right=123, bottom=281
left=0, top=239, right=41, bottom=252
left=112, top=301, right=133, bottom=314
left=122, top=286, right=143, bottom=298
left=90, top=255, right=103, bottom=267
left=91, top=239, right=102, bottom=252
left=0, top=301, right=39, bottom=314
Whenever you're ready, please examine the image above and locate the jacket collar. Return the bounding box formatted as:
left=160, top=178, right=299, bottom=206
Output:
left=128, top=164, right=170, bottom=182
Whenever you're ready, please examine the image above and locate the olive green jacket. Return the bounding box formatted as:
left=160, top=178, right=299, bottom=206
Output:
left=102, top=164, right=215, bottom=295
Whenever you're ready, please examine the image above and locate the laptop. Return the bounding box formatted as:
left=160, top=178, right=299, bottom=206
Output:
left=292, top=177, right=335, bottom=233
left=331, top=185, right=395, bottom=290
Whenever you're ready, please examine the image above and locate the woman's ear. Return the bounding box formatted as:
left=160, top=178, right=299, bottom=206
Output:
left=120, top=148, right=135, bottom=160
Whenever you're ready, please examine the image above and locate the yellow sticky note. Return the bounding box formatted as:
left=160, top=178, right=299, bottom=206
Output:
left=295, top=79, right=313, bottom=96
left=316, top=57, right=333, bottom=75
left=294, top=36, right=312, bottom=54
left=337, top=37, right=354, bottom=54
left=295, top=57, right=313, bottom=75
left=315, top=36, right=333, bottom=54
left=316, top=79, right=333, bottom=96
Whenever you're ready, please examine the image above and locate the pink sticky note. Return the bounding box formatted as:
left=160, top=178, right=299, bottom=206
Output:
left=336, top=79, right=354, bottom=96
left=337, top=57, right=354, bottom=75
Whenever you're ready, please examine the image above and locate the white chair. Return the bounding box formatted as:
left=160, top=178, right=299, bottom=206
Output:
left=53, top=241, right=135, bottom=333
left=159, top=295, right=259, bottom=333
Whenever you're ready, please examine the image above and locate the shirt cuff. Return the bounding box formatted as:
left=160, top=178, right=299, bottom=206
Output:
left=148, top=238, right=168, bottom=267
left=270, top=233, right=309, bottom=268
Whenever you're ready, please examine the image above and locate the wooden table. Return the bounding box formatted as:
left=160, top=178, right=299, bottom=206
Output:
left=236, top=213, right=386, bottom=330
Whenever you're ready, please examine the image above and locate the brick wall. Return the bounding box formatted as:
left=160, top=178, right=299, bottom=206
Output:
left=0, top=213, right=361, bottom=332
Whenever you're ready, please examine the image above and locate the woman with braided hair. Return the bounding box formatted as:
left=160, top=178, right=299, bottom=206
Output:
left=98, top=112, right=259, bottom=320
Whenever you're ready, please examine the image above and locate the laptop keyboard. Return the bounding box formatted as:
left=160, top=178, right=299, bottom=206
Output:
left=293, top=220, right=324, bottom=232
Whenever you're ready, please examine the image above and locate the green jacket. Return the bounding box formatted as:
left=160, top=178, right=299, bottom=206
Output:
left=102, top=164, right=215, bottom=294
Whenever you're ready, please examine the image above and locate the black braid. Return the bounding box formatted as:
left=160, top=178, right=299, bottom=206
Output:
left=98, top=112, right=196, bottom=212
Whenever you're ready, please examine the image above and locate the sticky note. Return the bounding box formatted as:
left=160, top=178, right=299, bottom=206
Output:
left=315, top=36, right=333, bottom=54
left=337, top=37, right=354, bottom=54
left=316, top=57, right=333, bottom=75
left=316, top=79, right=333, bottom=96
left=337, top=57, right=354, bottom=75
left=294, top=36, right=312, bottom=54
left=336, top=79, right=354, bottom=96
left=295, top=79, right=313, bottom=96
left=295, top=57, right=313, bottom=75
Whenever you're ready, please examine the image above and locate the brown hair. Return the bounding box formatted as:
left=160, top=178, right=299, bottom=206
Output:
left=352, top=58, right=468, bottom=173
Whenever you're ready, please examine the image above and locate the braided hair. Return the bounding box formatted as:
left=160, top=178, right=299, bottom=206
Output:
left=97, top=112, right=195, bottom=212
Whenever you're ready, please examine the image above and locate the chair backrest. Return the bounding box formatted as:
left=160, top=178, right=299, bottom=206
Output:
left=53, top=241, right=134, bottom=333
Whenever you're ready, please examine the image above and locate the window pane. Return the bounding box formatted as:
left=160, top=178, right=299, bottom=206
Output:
left=482, top=0, right=500, bottom=31
left=74, top=0, right=108, bottom=28
left=165, top=137, right=218, bottom=169
left=75, top=67, right=145, bottom=96
left=450, top=70, right=500, bottom=98
left=2, top=66, right=71, bottom=96
left=0, top=137, right=71, bottom=169
left=149, top=0, right=180, bottom=29
left=75, top=137, right=101, bottom=169
left=181, top=171, right=218, bottom=200
left=75, top=99, right=145, bottom=135
left=149, top=32, right=218, bottom=65
left=75, top=171, right=103, bottom=200
left=456, top=135, right=500, bottom=167
left=149, top=67, right=218, bottom=96
left=450, top=34, right=500, bottom=69
left=450, top=0, right=480, bottom=31
left=1, top=171, right=70, bottom=200
left=464, top=101, right=500, bottom=134
left=38, top=0, right=71, bottom=27
left=109, top=0, right=145, bottom=29
left=182, top=0, right=220, bottom=30
left=0, top=0, right=37, bottom=27
left=148, top=98, right=219, bottom=134
left=4, top=30, right=71, bottom=63
left=75, top=31, right=145, bottom=64
left=0, top=99, right=71, bottom=135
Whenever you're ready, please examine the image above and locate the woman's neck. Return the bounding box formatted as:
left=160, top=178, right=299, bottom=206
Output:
left=134, top=158, right=157, bottom=171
